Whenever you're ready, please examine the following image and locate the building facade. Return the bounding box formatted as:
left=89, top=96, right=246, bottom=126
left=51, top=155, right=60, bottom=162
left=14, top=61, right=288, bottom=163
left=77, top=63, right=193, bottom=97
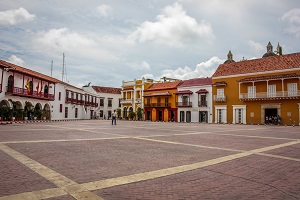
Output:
left=120, top=78, right=154, bottom=119
left=212, top=44, right=300, bottom=125
left=175, top=77, right=212, bottom=123
left=144, top=80, right=182, bottom=122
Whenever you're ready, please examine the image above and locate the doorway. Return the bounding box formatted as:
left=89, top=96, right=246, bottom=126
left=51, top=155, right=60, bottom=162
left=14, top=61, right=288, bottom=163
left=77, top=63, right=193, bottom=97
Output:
left=186, top=111, right=191, bottom=123
left=146, top=110, right=151, bottom=121
left=199, top=111, right=207, bottom=123
left=180, top=111, right=184, bottom=122
left=158, top=110, right=163, bottom=121
left=265, top=108, right=277, bottom=123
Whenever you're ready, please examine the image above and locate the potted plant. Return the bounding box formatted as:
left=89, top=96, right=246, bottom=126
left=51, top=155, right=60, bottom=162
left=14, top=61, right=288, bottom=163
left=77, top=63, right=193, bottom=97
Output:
left=136, top=108, right=143, bottom=121
left=128, top=110, right=136, bottom=120
left=41, top=109, right=47, bottom=120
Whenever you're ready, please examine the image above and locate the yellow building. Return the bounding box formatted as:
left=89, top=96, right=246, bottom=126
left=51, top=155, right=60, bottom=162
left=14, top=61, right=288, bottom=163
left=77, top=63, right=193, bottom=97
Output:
left=120, top=77, right=154, bottom=119
left=212, top=43, right=300, bottom=125
left=144, top=80, right=182, bottom=122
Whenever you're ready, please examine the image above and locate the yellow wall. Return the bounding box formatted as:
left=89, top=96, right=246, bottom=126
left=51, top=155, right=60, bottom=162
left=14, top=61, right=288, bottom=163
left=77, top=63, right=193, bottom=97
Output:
left=213, top=70, right=300, bottom=125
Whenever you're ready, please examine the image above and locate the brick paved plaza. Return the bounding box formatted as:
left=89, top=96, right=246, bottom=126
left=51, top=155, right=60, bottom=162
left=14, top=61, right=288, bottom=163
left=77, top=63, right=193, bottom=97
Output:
left=0, top=121, right=299, bottom=200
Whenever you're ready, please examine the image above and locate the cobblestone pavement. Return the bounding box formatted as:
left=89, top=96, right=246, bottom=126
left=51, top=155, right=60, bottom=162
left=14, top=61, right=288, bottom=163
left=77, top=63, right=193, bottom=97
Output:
left=0, top=121, right=299, bottom=200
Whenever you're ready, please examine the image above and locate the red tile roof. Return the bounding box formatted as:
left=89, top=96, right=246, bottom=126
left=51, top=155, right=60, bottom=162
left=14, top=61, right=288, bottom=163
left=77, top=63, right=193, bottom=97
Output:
left=0, top=59, right=58, bottom=83
left=238, top=73, right=300, bottom=83
left=179, top=77, right=212, bottom=87
left=174, top=90, right=193, bottom=94
left=92, top=86, right=121, bottom=94
left=212, top=52, right=300, bottom=77
left=145, top=80, right=182, bottom=91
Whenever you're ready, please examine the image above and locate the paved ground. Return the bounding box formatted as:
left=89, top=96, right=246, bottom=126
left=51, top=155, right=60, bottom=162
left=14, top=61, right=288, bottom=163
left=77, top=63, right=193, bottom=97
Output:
left=0, top=120, right=299, bottom=200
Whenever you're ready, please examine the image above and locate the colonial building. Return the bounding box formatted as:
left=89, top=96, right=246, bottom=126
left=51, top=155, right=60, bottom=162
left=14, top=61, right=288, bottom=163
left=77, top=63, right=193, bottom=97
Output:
left=0, top=60, right=100, bottom=121
left=144, top=79, right=182, bottom=122
left=212, top=43, right=300, bottom=125
left=175, top=77, right=212, bottom=123
left=120, top=78, right=154, bottom=119
left=84, top=85, right=121, bottom=119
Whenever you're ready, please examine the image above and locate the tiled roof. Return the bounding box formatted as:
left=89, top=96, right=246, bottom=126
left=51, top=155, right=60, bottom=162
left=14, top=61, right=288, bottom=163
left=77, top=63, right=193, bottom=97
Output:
left=212, top=52, right=300, bottom=77
left=145, top=80, right=182, bottom=91
left=0, top=59, right=58, bottom=83
left=179, top=77, right=212, bottom=87
left=174, top=90, right=193, bottom=94
left=238, top=73, right=300, bottom=83
left=144, top=92, right=171, bottom=97
left=92, top=86, right=121, bottom=94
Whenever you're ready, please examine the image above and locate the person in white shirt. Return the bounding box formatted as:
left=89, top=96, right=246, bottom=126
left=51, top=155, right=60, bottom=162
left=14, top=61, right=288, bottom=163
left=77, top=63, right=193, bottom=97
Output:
left=112, top=110, right=117, bottom=125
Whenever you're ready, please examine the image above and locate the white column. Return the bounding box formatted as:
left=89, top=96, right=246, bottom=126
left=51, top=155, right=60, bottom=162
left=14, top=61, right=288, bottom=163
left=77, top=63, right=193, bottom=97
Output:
left=232, top=108, right=236, bottom=124
left=239, top=82, right=241, bottom=99
left=282, top=79, right=284, bottom=97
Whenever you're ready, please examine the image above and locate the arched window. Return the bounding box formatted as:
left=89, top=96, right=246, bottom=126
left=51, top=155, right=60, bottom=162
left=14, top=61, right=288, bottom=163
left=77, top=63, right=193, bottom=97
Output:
left=44, top=85, right=48, bottom=97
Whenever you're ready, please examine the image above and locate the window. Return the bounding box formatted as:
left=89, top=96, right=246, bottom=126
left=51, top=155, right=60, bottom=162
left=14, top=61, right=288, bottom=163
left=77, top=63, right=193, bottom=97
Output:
left=158, top=98, right=161, bottom=106
left=59, top=92, right=61, bottom=100
left=218, top=109, right=222, bottom=123
left=288, top=83, right=298, bottom=96
left=200, top=95, right=207, bottom=106
left=60, top=104, right=63, bottom=112
left=108, top=99, right=112, bottom=107
left=75, top=108, right=78, bottom=118
left=217, top=88, right=224, bottom=98
left=65, top=107, right=68, bottom=118
left=100, top=98, right=104, bottom=106
left=165, top=97, right=169, bottom=106
left=248, top=86, right=256, bottom=98
left=267, top=85, right=276, bottom=97
left=108, top=110, right=112, bottom=118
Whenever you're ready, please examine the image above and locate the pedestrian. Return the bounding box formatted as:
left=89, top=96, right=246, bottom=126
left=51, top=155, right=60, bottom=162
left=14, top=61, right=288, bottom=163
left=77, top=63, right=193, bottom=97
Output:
left=112, top=110, right=117, bottom=125
left=277, top=115, right=281, bottom=125
left=265, top=116, right=268, bottom=124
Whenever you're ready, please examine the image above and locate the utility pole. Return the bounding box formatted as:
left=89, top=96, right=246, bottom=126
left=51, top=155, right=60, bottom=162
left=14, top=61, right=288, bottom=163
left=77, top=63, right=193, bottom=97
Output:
left=50, top=60, right=53, bottom=77
left=62, top=53, right=65, bottom=82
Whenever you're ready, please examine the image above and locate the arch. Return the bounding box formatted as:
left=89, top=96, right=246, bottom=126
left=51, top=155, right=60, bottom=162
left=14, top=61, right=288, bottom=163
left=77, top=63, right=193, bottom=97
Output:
left=13, top=101, right=23, bottom=110
left=34, top=103, right=42, bottom=111
left=0, top=99, right=12, bottom=108
left=7, top=75, right=14, bottom=93
left=43, top=103, right=51, bottom=120
left=123, top=107, right=128, bottom=118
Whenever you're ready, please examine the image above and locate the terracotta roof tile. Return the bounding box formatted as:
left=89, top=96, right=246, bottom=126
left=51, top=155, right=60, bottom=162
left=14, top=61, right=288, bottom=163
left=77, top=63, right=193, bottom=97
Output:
left=179, top=77, right=212, bottom=87
left=212, top=52, right=300, bottom=77
left=146, top=80, right=182, bottom=91
left=92, top=86, right=121, bottom=94
left=0, top=59, right=58, bottom=83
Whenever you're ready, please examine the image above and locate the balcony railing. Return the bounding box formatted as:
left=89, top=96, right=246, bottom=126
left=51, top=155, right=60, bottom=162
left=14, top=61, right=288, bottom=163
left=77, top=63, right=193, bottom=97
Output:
left=198, top=101, right=207, bottom=107
left=176, top=102, right=192, bottom=107
left=8, top=87, right=54, bottom=100
left=213, top=95, right=226, bottom=102
left=240, top=91, right=300, bottom=101
left=144, top=103, right=171, bottom=108
left=120, top=98, right=133, bottom=104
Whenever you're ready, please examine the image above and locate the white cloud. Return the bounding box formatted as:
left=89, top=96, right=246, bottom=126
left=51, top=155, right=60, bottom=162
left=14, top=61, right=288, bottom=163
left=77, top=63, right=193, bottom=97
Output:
left=129, top=61, right=150, bottom=70
left=7, top=55, right=24, bottom=66
left=282, top=8, right=300, bottom=37
left=142, top=56, right=223, bottom=80
left=0, top=7, right=35, bottom=25
left=36, top=28, right=95, bottom=50
left=127, top=3, right=214, bottom=47
left=248, top=40, right=265, bottom=53
left=96, top=4, right=112, bottom=17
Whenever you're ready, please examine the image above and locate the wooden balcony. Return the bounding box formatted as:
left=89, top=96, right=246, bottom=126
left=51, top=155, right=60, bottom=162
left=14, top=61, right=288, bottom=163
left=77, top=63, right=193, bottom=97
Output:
left=240, top=91, right=300, bottom=101
left=144, top=103, right=171, bottom=108
left=176, top=102, right=192, bottom=107
left=213, top=95, right=226, bottom=102
left=198, top=101, right=207, bottom=107
left=8, top=87, right=54, bottom=100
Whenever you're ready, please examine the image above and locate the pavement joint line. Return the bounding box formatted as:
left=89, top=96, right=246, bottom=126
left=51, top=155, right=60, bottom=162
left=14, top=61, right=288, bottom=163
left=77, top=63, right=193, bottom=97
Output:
left=256, top=153, right=300, bottom=162
left=81, top=140, right=300, bottom=191
left=133, top=137, right=244, bottom=152
left=0, top=144, right=104, bottom=200
left=0, top=188, right=68, bottom=200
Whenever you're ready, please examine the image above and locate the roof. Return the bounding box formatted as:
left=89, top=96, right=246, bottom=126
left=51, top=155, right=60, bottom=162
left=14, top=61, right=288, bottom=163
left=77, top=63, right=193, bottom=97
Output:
left=0, top=59, right=84, bottom=91
left=0, top=59, right=58, bottom=83
left=212, top=52, right=300, bottom=78
left=92, top=86, right=121, bottom=94
left=144, top=92, right=171, bottom=97
left=145, top=80, right=182, bottom=91
left=174, top=90, right=193, bottom=95
left=179, top=77, right=212, bottom=87
left=238, top=73, right=300, bottom=83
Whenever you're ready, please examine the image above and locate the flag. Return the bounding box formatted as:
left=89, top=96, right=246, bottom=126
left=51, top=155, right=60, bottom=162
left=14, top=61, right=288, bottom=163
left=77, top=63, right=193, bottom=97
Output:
left=38, top=82, right=43, bottom=96
left=25, top=78, right=30, bottom=94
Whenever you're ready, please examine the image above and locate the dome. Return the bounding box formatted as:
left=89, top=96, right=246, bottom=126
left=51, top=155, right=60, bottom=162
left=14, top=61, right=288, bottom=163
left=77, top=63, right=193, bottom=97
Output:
left=262, top=51, right=276, bottom=58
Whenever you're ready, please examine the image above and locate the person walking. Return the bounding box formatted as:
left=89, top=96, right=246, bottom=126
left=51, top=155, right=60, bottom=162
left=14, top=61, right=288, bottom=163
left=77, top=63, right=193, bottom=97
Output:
left=112, top=110, right=117, bottom=125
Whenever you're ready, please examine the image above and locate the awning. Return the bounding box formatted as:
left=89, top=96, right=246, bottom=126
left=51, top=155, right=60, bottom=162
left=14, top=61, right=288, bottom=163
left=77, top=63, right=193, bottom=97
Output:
left=144, top=92, right=172, bottom=97
left=174, top=90, right=193, bottom=95
left=196, top=89, right=208, bottom=94
left=213, top=81, right=227, bottom=86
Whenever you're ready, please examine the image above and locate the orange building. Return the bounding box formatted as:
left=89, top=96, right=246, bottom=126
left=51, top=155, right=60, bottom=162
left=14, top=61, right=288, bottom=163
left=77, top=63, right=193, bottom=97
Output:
left=212, top=43, right=300, bottom=125
left=144, top=79, right=182, bottom=122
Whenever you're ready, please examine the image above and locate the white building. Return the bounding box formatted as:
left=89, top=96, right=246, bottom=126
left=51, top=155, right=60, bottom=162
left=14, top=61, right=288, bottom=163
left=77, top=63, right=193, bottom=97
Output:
left=175, top=77, right=213, bottom=123
left=84, top=86, right=121, bottom=119
left=0, top=60, right=112, bottom=121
